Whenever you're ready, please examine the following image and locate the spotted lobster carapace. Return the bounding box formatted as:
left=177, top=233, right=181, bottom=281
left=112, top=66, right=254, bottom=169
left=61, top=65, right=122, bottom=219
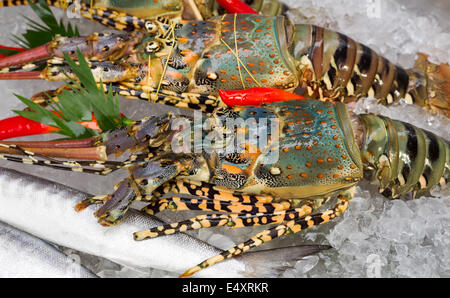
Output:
left=0, top=91, right=448, bottom=276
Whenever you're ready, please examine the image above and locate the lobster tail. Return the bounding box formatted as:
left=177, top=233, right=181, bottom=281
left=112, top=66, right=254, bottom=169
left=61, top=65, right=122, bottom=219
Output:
left=290, top=24, right=449, bottom=117
left=406, top=53, right=450, bottom=117
left=357, top=113, right=449, bottom=199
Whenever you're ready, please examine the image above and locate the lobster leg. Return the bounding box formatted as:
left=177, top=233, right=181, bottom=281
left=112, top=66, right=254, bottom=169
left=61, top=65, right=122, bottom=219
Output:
left=0, top=0, right=149, bottom=32
left=155, top=180, right=277, bottom=204
left=179, top=186, right=355, bottom=277
left=27, top=85, right=70, bottom=106
left=42, top=59, right=142, bottom=82
left=79, top=155, right=197, bottom=226
left=73, top=2, right=148, bottom=32
left=142, top=196, right=291, bottom=215
left=111, top=83, right=222, bottom=113
left=21, top=80, right=222, bottom=113
left=134, top=203, right=314, bottom=240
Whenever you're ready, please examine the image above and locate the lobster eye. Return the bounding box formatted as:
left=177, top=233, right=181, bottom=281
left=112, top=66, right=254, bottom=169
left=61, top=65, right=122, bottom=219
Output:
left=145, top=21, right=158, bottom=33
left=145, top=41, right=162, bottom=53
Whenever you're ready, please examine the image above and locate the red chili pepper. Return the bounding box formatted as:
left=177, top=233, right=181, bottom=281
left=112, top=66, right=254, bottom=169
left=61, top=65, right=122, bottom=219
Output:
left=0, top=45, right=26, bottom=59
left=215, top=0, right=258, bottom=14
left=219, top=87, right=305, bottom=107
left=0, top=111, right=101, bottom=140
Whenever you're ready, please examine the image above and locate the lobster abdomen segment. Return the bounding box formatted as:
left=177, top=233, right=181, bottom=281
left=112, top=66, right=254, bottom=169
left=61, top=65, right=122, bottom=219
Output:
left=291, top=24, right=409, bottom=102
left=358, top=113, right=449, bottom=198
left=291, top=24, right=448, bottom=116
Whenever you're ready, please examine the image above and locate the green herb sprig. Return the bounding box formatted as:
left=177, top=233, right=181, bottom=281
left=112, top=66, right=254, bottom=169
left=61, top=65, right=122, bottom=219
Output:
left=0, top=0, right=79, bottom=56
left=13, top=49, right=131, bottom=139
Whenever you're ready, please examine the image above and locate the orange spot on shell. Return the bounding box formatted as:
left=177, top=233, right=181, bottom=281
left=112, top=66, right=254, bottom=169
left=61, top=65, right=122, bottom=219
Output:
left=306, top=162, right=312, bottom=167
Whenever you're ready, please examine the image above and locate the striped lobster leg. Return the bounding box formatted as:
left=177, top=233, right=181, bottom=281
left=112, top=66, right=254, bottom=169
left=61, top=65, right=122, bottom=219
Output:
left=0, top=0, right=152, bottom=32
left=140, top=179, right=295, bottom=215
left=142, top=196, right=292, bottom=215
left=134, top=204, right=314, bottom=240
left=77, top=155, right=197, bottom=226
left=177, top=186, right=355, bottom=277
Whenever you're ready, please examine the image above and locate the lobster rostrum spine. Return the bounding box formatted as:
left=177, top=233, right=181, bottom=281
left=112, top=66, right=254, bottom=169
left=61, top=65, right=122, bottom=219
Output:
left=0, top=95, right=448, bottom=276
left=0, top=13, right=448, bottom=116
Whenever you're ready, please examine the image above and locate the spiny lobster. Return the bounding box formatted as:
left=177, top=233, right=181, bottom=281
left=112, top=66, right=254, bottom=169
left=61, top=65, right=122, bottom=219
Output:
left=0, top=1, right=448, bottom=117
left=0, top=90, right=448, bottom=277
